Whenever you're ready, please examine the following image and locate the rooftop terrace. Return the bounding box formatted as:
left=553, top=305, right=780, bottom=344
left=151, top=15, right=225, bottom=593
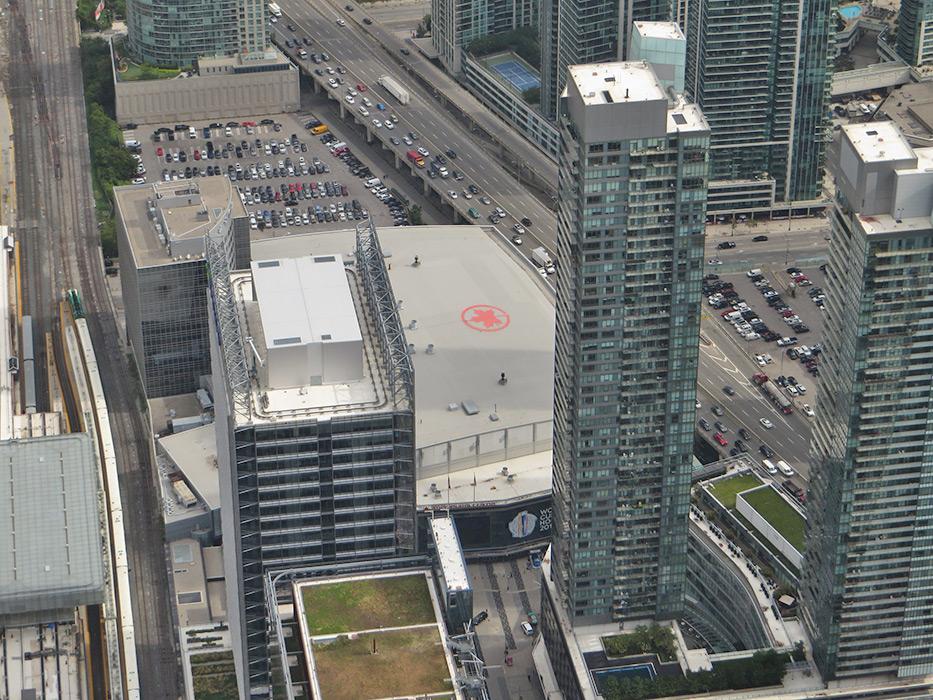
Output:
left=295, top=571, right=461, bottom=700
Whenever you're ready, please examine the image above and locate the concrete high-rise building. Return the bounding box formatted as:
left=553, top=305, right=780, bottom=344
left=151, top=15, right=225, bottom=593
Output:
left=538, top=0, right=669, bottom=119
left=431, top=0, right=538, bottom=74
left=548, top=60, right=709, bottom=625
left=210, top=226, right=416, bottom=697
left=127, top=0, right=269, bottom=67
left=683, top=0, right=833, bottom=211
left=801, top=121, right=933, bottom=680
left=897, top=0, right=933, bottom=67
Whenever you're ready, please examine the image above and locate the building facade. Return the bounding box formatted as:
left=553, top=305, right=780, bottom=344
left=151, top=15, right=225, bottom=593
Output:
left=211, top=227, right=417, bottom=697
left=126, top=0, right=268, bottom=67
left=801, top=122, right=933, bottom=680
left=683, top=0, right=833, bottom=210
left=431, top=0, right=538, bottom=74
left=115, top=178, right=249, bottom=398
left=897, top=0, right=933, bottom=67
left=539, top=0, right=670, bottom=119
left=550, top=60, right=709, bottom=624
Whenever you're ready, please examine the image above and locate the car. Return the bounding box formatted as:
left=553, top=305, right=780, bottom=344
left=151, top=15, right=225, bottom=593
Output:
left=723, top=385, right=735, bottom=396
left=527, top=611, right=539, bottom=627
left=372, top=118, right=382, bottom=128
left=696, top=400, right=701, bottom=409
left=363, top=17, right=373, bottom=24
left=711, top=405, right=724, bottom=417
left=511, top=233, right=522, bottom=245
left=447, top=190, right=458, bottom=199
left=698, top=418, right=711, bottom=431
left=759, top=444, right=775, bottom=458
left=401, top=47, right=410, bottom=55
left=708, top=258, right=722, bottom=265
left=445, top=148, right=457, bottom=159
left=714, top=421, right=728, bottom=433
left=777, top=337, right=796, bottom=347
left=344, top=95, right=355, bottom=104
left=390, top=137, right=401, bottom=145
left=753, top=235, right=769, bottom=242
left=803, top=404, right=815, bottom=417
left=521, top=621, right=535, bottom=636
left=738, top=428, right=750, bottom=440
left=345, top=3, right=354, bottom=9
left=717, top=241, right=736, bottom=249
left=479, top=196, right=492, bottom=205
left=402, top=135, right=413, bottom=146
left=384, top=121, right=395, bottom=130
left=713, top=432, right=728, bottom=446
left=521, top=217, right=532, bottom=227
left=336, top=18, right=346, bottom=25
left=417, top=146, right=430, bottom=157
left=467, top=184, right=480, bottom=194
left=759, top=418, right=774, bottom=429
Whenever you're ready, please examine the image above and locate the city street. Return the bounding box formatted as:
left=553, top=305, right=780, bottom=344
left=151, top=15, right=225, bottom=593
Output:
left=3, top=1, right=181, bottom=696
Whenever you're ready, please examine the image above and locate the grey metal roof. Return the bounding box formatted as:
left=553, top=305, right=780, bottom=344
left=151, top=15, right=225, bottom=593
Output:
left=0, top=434, right=105, bottom=620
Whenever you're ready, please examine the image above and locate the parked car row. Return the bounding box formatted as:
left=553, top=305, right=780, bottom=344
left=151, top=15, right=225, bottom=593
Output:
left=248, top=200, right=369, bottom=230
left=747, top=269, right=811, bottom=336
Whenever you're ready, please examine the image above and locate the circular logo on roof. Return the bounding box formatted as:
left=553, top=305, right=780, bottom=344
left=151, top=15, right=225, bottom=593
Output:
left=461, top=304, right=510, bottom=332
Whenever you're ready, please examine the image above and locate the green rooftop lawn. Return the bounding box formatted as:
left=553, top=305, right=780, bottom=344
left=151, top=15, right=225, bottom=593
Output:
left=709, top=473, right=763, bottom=509
left=190, top=650, right=238, bottom=700
left=313, top=629, right=452, bottom=700
left=118, top=61, right=181, bottom=81
left=303, top=574, right=435, bottom=635
left=741, top=487, right=806, bottom=552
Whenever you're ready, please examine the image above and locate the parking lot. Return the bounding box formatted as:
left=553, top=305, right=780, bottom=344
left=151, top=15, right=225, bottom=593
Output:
left=695, top=261, right=829, bottom=493
left=128, top=111, right=411, bottom=235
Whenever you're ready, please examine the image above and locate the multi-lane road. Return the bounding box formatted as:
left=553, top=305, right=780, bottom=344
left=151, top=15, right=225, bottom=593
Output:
left=3, top=1, right=181, bottom=697
left=275, top=0, right=560, bottom=253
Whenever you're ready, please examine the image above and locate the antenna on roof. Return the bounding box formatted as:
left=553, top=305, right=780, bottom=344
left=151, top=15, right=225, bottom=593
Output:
left=625, top=88, right=630, bottom=99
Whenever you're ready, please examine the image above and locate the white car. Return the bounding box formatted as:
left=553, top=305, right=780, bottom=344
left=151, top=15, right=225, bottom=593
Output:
left=336, top=18, right=346, bottom=25
left=372, top=119, right=382, bottom=128
left=759, top=418, right=774, bottom=429
left=403, top=136, right=413, bottom=145
left=417, top=146, right=430, bottom=157
left=384, top=121, right=395, bottom=130
left=796, top=384, right=807, bottom=394
left=447, top=190, right=458, bottom=199
left=521, top=621, right=534, bottom=636
left=755, top=354, right=768, bottom=366
left=463, top=190, right=472, bottom=199
left=328, top=78, right=338, bottom=88
left=132, top=177, right=146, bottom=184
left=787, top=385, right=799, bottom=396
left=696, top=400, right=701, bottom=409
left=358, top=107, right=370, bottom=117
left=708, top=258, right=722, bottom=265
left=363, top=97, right=373, bottom=107
left=348, top=88, right=358, bottom=96
left=344, top=94, right=355, bottom=104
left=803, top=404, right=815, bottom=417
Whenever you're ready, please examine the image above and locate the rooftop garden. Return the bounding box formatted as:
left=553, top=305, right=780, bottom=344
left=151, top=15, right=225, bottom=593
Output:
left=313, top=629, right=453, bottom=700
left=708, top=473, right=762, bottom=509
left=742, top=486, right=806, bottom=551
left=302, top=574, right=435, bottom=635
left=190, top=650, right=238, bottom=700
left=467, top=27, right=540, bottom=69
left=603, top=624, right=677, bottom=663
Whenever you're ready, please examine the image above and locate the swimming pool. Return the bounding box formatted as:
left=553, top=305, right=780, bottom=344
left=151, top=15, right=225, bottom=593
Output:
left=839, top=4, right=862, bottom=21
left=592, top=663, right=658, bottom=692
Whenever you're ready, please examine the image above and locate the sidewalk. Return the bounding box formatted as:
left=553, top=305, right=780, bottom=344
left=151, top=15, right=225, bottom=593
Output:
left=0, top=80, right=17, bottom=228
left=706, top=216, right=829, bottom=239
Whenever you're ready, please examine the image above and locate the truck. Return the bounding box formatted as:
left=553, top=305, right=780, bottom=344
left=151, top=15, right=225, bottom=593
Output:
left=532, top=247, right=556, bottom=274
left=268, top=2, right=283, bottom=17
left=406, top=150, right=425, bottom=168
left=379, top=75, right=411, bottom=105
left=752, top=373, right=793, bottom=414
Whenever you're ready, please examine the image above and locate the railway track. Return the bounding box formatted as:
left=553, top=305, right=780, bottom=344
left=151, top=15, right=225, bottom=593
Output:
left=3, top=1, right=182, bottom=696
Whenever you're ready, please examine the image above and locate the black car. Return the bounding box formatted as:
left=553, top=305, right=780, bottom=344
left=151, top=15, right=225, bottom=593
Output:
left=753, top=235, right=769, bottom=242
left=711, top=405, right=724, bottom=417
left=468, top=184, right=479, bottom=194
left=786, top=266, right=802, bottom=274
left=738, top=428, right=750, bottom=440
left=717, top=241, right=736, bottom=249
left=445, top=148, right=457, bottom=159
left=260, top=118, right=275, bottom=125
left=521, top=217, right=532, bottom=227
left=303, top=37, right=312, bottom=45
left=723, top=385, right=735, bottom=396
left=363, top=17, right=373, bottom=24
left=287, top=23, right=296, bottom=31
left=714, top=421, right=728, bottom=433
left=401, top=47, right=411, bottom=55
left=760, top=444, right=775, bottom=458
left=698, top=418, right=711, bottom=431
left=345, top=3, right=354, bottom=9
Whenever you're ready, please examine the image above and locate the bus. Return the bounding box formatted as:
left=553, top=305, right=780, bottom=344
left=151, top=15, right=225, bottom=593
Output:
left=268, top=2, right=282, bottom=17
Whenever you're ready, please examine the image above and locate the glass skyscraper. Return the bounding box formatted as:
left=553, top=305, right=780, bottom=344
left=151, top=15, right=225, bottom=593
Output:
left=897, top=0, right=933, bottom=67
left=801, top=122, right=933, bottom=680
left=683, top=0, right=834, bottom=209
left=539, top=0, right=670, bottom=119
left=550, top=57, right=709, bottom=623
left=127, top=0, right=269, bottom=67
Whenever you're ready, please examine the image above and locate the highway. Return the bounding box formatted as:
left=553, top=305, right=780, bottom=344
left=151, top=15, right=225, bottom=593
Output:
left=275, top=0, right=560, bottom=255
left=3, top=1, right=182, bottom=697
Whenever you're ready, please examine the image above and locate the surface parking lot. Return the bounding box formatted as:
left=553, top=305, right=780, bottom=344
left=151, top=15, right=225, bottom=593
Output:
left=129, top=111, right=409, bottom=234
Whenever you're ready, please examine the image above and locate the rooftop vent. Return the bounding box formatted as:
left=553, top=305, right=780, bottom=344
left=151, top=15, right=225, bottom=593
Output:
left=273, top=337, right=301, bottom=346
left=672, top=113, right=687, bottom=125
left=603, top=90, right=614, bottom=103
left=314, top=255, right=336, bottom=263
left=257, top=260, right=280, bottom=268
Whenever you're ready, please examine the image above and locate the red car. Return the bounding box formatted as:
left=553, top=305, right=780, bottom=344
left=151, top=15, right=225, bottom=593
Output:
left=356, top=83, right=367, bottom=91
left=156, top=146, right=164, bottom=156
left=713, top=432, right=728, bottom=446
left=193, top=150, right=200, bottom=160
left=241, top=120, right=257, bottom=127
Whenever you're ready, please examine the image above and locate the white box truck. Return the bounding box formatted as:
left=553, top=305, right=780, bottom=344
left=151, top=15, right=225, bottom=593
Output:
left=532, top=247, right=556, bottom=274
left=378, top=75, right=410, bottom=105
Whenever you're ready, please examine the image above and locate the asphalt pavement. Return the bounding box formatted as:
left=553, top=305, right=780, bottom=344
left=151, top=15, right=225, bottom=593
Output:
left=4, top=2, right=182, bottom=696
left=273, top=2, right=560, bottom=256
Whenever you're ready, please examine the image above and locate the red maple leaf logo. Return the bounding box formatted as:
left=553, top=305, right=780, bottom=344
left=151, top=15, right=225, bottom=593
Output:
left=469, top=307, right=504, bottom=329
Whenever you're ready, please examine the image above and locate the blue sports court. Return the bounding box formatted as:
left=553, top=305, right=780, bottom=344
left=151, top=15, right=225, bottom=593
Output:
left=491, top=59, right=540, bottom=92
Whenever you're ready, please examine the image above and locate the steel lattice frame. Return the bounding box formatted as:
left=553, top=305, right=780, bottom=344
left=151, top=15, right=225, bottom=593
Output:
left=355, top=219, right=415, bottom=409
left=205, top=192, right=252, bottom=420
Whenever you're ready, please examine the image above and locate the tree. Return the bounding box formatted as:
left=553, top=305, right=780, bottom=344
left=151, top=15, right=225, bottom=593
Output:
left=409, top=205, right=424, bottom=225
left=415, top=14, right=432, bottom=38
left=522, top=87, right=540, bottom=104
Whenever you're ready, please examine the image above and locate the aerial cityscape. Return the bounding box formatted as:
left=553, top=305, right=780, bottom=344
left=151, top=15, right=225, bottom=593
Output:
left=0, top=0, right=931, bottom=698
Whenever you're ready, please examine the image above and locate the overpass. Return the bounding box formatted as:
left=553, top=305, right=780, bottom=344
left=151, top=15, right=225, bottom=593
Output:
left=831, top=62, right=911, bottom=97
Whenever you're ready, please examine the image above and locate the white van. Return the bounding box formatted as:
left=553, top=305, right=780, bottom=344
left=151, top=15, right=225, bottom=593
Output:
left=124, top=139, right=141, bottom=149
left=188, top=126, right=197, bottom=139
left=746, top=268, right=762, bottom=278
left=777, top=460, right=795, bottom=477
left=762, top=459, right=778, bottom=475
